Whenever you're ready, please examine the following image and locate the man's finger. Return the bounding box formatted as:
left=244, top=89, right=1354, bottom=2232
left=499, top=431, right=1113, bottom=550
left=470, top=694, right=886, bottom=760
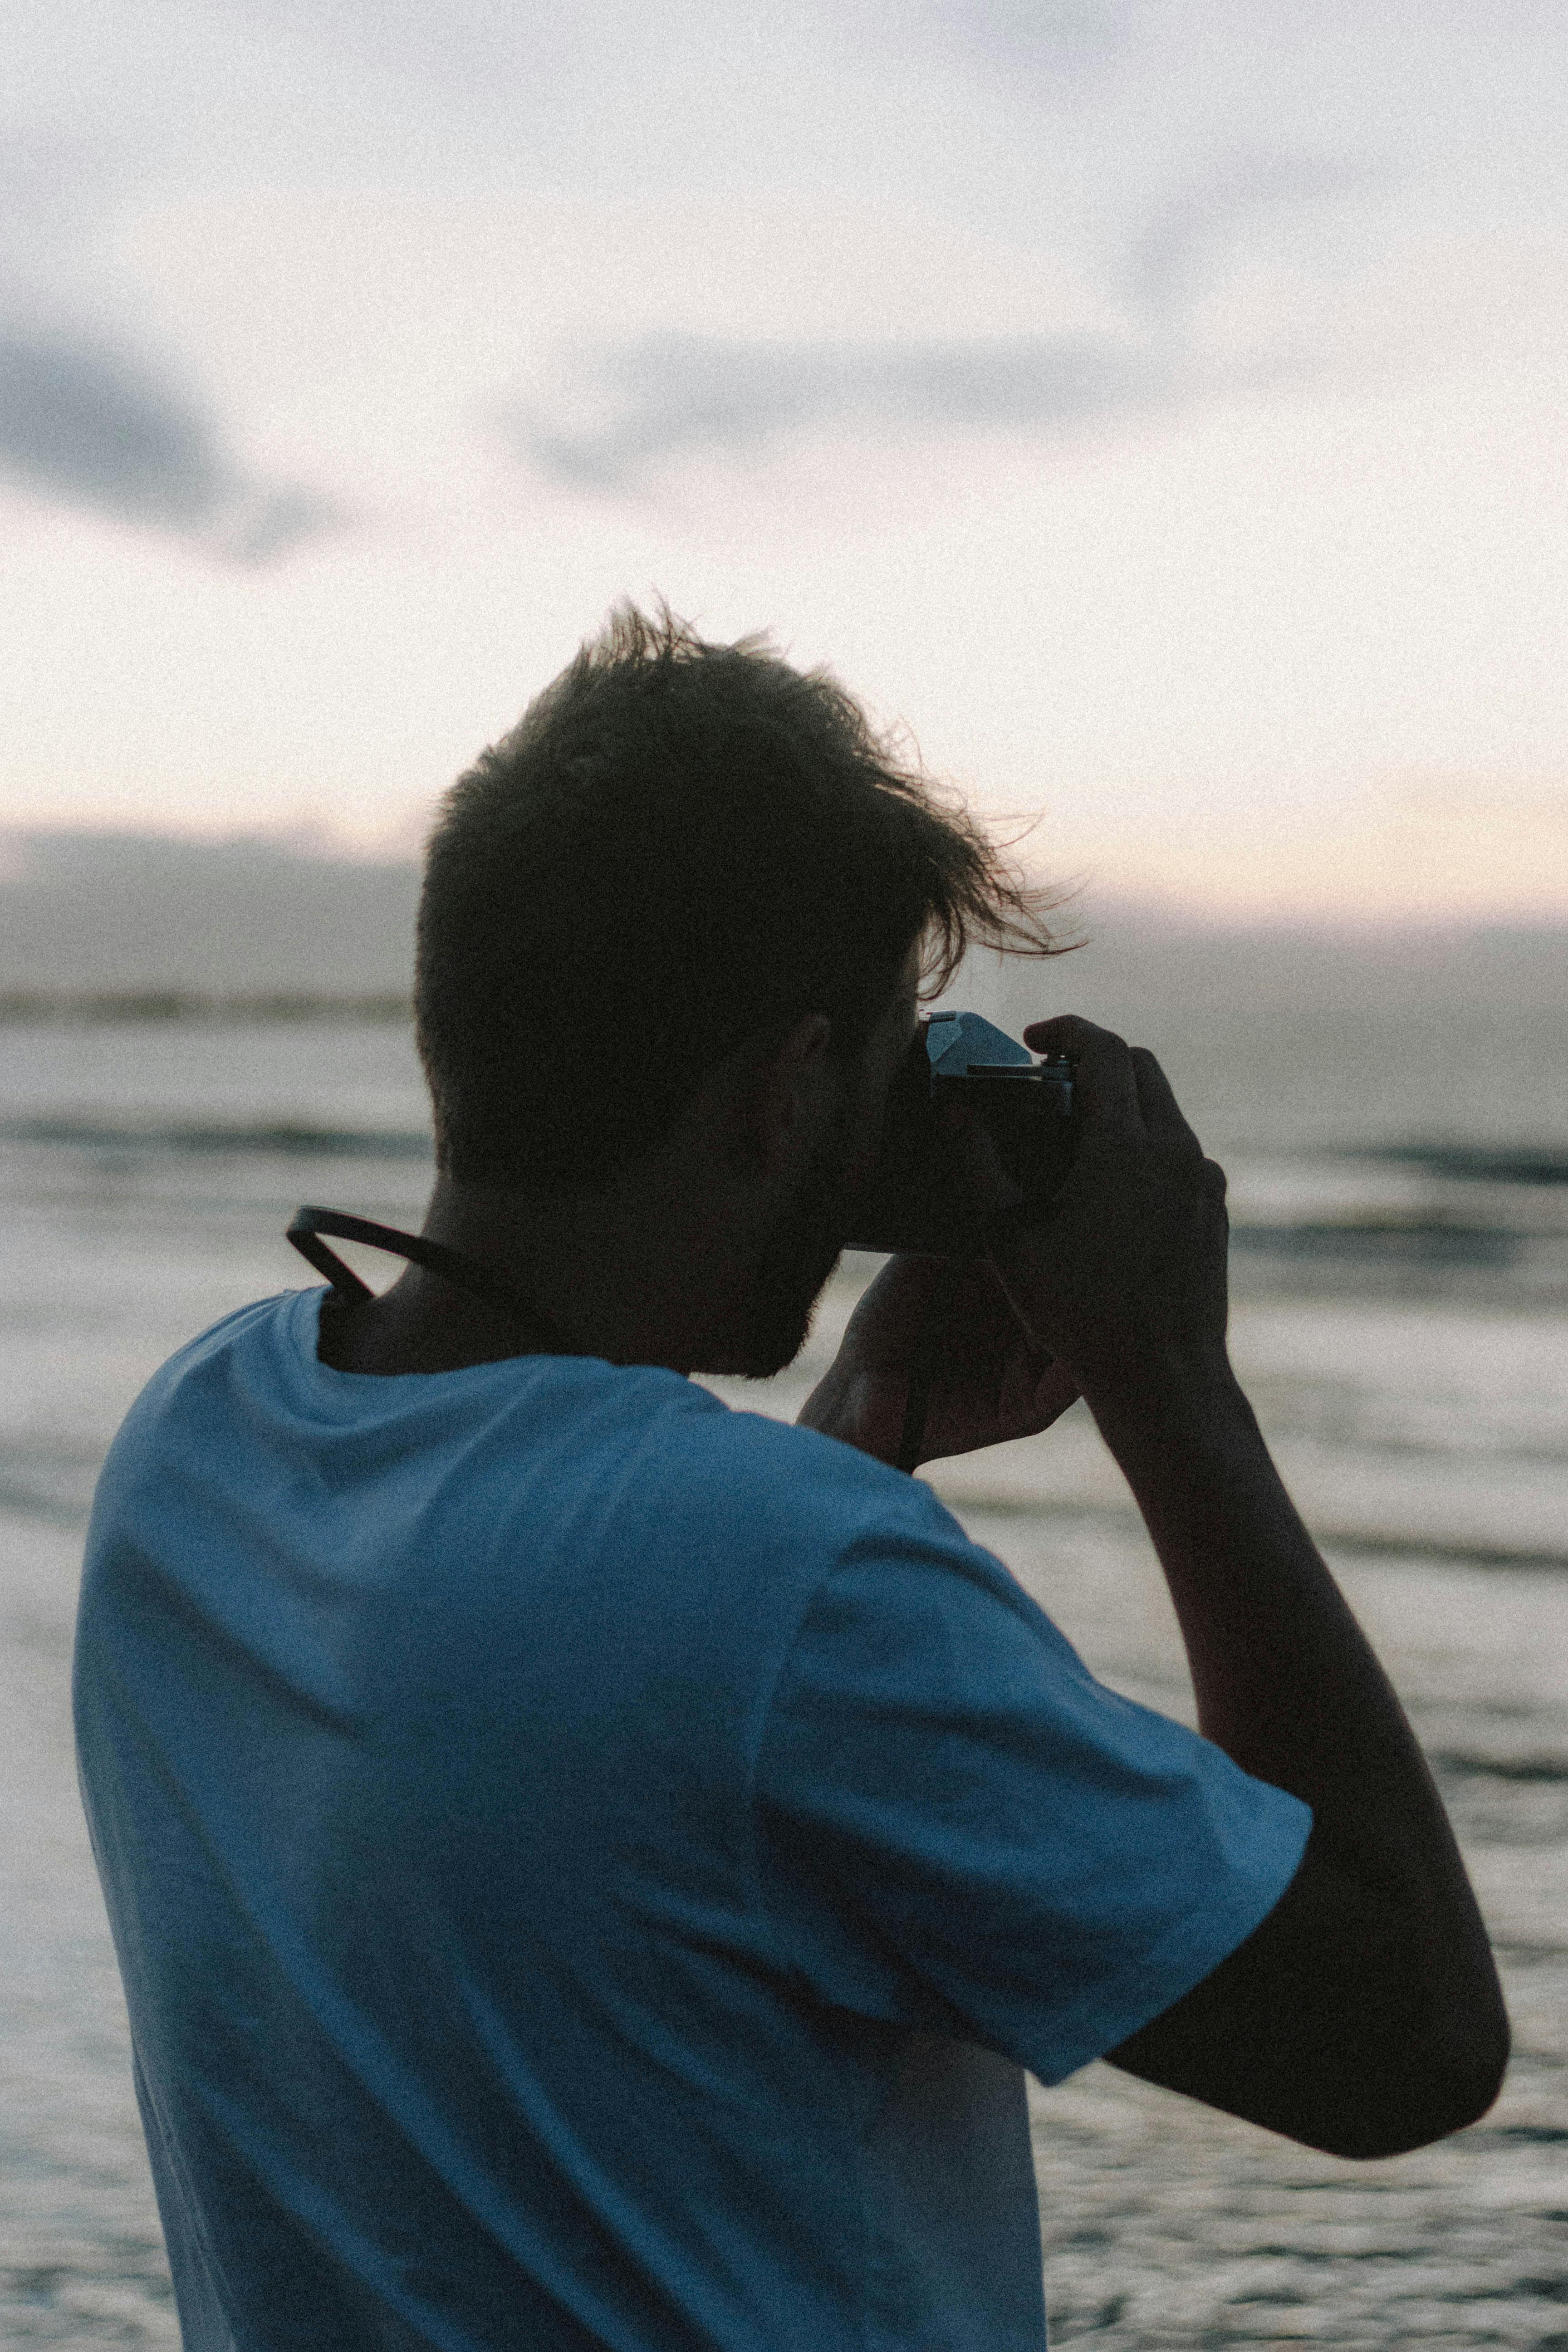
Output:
left=1129, top=1046, right=1201, bottom=1149
left=1020, top=1014, right=1142, bottom=1134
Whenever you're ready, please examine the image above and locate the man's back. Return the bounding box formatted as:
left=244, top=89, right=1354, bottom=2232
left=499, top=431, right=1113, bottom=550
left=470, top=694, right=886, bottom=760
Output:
left=74, top=1284, right=1307, bottom=2352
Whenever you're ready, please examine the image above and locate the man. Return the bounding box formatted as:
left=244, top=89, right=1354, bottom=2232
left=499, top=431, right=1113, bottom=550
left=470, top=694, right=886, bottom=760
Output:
left=75, top=607, right=1506, bottom=2351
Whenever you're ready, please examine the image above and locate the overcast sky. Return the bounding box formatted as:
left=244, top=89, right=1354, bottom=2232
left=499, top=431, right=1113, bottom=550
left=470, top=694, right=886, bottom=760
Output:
left=2, top=0, right=1565, bottom=917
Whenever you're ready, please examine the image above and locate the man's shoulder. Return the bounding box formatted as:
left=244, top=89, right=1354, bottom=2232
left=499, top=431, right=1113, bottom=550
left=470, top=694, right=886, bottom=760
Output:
left=650, top=1391, right=966, bottom=1558
left=91, top=1289, right=307, bottom=1488
left=88, top=1294, right=979, bottom=1639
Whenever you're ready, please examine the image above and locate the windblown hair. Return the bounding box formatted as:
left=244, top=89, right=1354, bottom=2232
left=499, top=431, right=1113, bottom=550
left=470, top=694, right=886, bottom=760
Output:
left=416, top=603, right=1064, bottom=1193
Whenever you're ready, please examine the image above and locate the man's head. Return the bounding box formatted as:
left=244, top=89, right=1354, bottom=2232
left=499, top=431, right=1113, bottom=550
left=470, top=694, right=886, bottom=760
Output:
left=724, top=970, right=919, bottom=1377
left=416, top=603, right=1058, bottom=1230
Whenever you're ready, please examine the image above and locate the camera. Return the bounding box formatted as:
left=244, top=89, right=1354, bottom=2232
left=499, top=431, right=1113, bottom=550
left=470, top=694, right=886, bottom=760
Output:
left=843, top=1010, right=1076, bottom=1256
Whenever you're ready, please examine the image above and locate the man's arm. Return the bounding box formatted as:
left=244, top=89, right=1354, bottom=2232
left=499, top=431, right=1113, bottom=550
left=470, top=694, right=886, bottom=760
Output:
left=809, top=1015, right=1508, bottom=2156
left=1086, top=1362, right=1507, bottom=2156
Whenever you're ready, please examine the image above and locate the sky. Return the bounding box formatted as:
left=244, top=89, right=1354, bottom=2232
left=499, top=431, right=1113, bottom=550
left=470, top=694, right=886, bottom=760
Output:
left=2, top=0, right=1566, bottom=920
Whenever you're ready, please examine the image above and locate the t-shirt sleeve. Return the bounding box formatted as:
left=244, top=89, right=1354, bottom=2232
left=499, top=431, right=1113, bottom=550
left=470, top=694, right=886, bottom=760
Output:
left=752, top=1501, right=1312, bottom=2086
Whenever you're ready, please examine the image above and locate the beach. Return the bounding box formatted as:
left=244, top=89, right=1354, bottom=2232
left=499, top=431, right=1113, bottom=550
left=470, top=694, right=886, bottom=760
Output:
left=3, top=1003, right=1565, bottom=2346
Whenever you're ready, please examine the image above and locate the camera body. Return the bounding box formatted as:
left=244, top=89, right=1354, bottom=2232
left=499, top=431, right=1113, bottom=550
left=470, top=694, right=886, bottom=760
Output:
left=843, top=1010, right=1076, bottom=1256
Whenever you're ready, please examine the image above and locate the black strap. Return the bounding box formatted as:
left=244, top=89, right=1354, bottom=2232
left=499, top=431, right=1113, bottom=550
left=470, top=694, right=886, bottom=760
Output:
left=286, top=1205, right=566, bottom=1350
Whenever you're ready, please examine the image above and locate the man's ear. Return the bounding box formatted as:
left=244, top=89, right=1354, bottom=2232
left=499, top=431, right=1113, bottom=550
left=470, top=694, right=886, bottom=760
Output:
left=723, top=1013, right=836, bottom=1177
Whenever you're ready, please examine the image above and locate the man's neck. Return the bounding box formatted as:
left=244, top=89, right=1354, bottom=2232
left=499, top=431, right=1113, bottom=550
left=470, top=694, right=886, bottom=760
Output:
left=314, top=1169, right=761, bottom=1379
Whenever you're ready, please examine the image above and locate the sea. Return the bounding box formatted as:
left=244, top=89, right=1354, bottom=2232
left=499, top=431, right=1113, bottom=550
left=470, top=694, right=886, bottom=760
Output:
left=2, top=980, right=1566, bottom=2348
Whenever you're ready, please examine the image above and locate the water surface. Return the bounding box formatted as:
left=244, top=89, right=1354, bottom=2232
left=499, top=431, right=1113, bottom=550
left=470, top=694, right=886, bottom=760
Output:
left=3, top=1014, right=1564, bottom=2345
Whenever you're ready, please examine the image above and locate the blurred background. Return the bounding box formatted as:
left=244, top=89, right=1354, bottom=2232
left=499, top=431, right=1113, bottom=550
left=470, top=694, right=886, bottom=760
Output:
left=3, top=3, right=1566, bottom=2343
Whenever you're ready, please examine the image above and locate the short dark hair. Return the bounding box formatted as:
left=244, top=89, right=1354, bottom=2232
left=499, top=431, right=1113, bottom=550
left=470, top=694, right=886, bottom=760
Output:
left=416, top=603, right=1063, bottom=1193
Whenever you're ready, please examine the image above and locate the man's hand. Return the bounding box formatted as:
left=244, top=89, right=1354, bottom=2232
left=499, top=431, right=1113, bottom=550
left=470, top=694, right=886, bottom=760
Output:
left=981, top=1015, right=1232, bottom=1411
left=798, top=1250, right=1079, bottom=1468
left=799, top=1011, right=1220, bottom=1468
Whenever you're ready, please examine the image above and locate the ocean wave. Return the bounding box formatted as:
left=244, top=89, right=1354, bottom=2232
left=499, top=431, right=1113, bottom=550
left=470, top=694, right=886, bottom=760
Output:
left=948, top=1495, right=1568, bottom=1574
left=1429, top=1751, right=1568, bottom=1785
left=1, top=1122, right=1556, bottom=1237
left=0, top=990, right=412, bottom=1023
left=1231, top=1218, right=1526, bottom=1268
left=1344, top=1142, right=1568, bottom=1186
left=0, top=1115, right=432, bottom=1160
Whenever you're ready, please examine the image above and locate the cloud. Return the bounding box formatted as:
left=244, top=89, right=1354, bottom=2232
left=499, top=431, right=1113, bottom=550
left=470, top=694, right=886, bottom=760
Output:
left=1129, top=148, right=1382, bottom=311
left=930, top=0, right=1143, bottom=73
left=0, top=329, right=223, bottom=520
left=510, top=329, right=1177, bottom=488
left=0, top=325, right=338, bottom=561
left=226, top=487, right=339, bottom=566
left=504, top=141, right=1387, bottom=495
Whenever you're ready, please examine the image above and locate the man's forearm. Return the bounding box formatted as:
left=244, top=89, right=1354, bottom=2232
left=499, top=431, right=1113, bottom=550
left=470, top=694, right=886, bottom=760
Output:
left=1088, top=1366, right=1406, bottom=1800
left=1087, top=1361, right=1508, bottom=2078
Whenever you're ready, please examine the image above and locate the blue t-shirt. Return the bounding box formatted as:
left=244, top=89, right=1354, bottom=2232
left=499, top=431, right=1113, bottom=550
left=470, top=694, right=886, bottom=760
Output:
left=75, top=1287, right=1309, bottom=2352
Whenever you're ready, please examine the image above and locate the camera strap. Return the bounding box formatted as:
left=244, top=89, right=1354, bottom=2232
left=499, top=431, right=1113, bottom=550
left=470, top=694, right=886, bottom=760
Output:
left=286, top=1205, right=567, bottom=1352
